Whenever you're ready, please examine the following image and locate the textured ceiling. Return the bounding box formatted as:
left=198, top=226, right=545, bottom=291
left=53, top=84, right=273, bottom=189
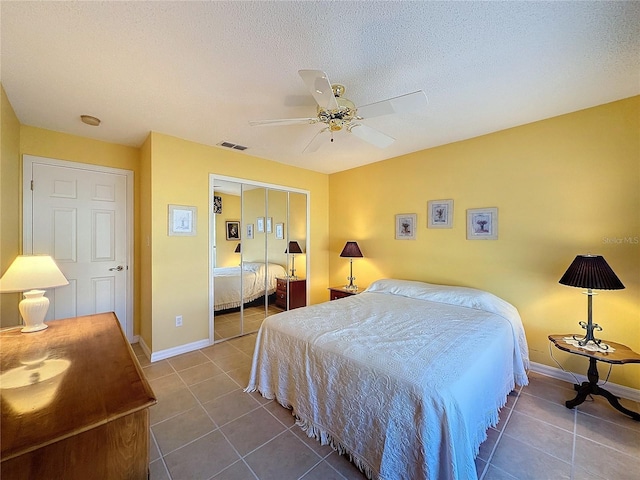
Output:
left=2, top=1, right=639, bottom=174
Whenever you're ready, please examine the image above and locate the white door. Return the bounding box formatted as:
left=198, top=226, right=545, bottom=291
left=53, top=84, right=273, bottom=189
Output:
left=23, top=156, right=133, bottom=338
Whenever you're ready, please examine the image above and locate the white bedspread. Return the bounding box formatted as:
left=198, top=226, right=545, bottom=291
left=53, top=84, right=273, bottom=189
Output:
left=247, top=279, right=529, bottom=480
left=214, top=262, right=286, bottom=311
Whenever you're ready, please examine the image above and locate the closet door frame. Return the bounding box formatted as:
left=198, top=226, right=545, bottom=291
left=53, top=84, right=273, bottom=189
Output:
left=208, top=174, right=310, bottom=344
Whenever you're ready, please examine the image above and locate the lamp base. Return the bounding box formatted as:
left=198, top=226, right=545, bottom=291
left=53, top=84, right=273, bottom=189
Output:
left=345, top=277, right=358, bottom=292
left=19, top=290, right=50, bottom=333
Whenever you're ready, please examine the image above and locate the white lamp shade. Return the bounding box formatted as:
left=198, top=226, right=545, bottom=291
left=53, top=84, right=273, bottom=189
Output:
left=0, top=255, right=69, bottom=293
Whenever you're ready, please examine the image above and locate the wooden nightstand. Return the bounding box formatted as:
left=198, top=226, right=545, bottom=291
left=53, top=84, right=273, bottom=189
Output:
left=328, top=286, right=364, bottom=301
left=276, top=278, right=306, bottom=309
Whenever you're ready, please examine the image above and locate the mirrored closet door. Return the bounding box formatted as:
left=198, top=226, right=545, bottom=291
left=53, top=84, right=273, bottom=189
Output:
left=210, top=176, right=309, bottom=343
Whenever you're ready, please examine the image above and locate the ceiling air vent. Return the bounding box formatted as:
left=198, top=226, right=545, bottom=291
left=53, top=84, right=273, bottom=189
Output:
left=218, top=141, right=248, bottom=151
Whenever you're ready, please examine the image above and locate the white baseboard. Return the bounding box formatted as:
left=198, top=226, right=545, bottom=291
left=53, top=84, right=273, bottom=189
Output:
left=147, top=338, right=212, bottom=363
left=137, top=336, right=152, bottom=360
left=529, top=361, right=640, bottom=403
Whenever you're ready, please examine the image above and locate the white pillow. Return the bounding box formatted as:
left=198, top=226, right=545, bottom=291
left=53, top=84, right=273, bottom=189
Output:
left=242, top=262, right=264, bottom=272
left=364, top=278, right=519, bottom=320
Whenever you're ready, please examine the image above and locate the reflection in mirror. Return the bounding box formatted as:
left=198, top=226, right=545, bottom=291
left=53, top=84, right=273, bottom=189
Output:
left=241, top=187, right=272, bottom=334
left=267, top=189, right=290, bottom=314
left=212, top=180, right=243, bottom=341
left=211, top=176, right=309, bottom=343
left=279, top=191, right=308, bottom=310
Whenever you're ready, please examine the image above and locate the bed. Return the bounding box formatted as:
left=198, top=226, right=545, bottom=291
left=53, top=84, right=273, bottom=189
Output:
left=213, top=262, right=287, bottom=311
left=246, top=278, right=529, bottom=480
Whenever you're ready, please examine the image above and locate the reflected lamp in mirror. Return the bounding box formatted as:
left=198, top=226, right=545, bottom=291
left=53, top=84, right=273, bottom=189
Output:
left=340, top=241, right=364, bottom=291
left=284, top=241, right=303, bottom=279
left=559, top=254, right=624, bottom=350
left=0, top=255, right=69, bottom=333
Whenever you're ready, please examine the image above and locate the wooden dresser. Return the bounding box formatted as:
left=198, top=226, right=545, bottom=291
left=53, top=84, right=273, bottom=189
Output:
left=276, top=277, right=306, bottom=309
left=0, top=312, right=156, bottom=479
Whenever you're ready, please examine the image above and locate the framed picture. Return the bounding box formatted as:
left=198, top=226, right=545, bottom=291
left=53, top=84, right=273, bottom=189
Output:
left=257, top=217, right=265, bottom=232
left=226, top=221, right=240, bottom=240
left=213, top=195, right=222, bottom=214
left=275, top=223, right=284, bottom=240
left=168, top=205, right=197, bottom=236
left=467, top=208, right=498, bottom=240
left=266, top=217, right=273, bottom=233
left=395, top=213, right=417, bottom=240
left=246, top=223, right=254, bottom=239
left=427, top=199, right=453, bottom=228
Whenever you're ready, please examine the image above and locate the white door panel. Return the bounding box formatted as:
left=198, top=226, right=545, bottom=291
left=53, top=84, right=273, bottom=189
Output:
left=25, top=157, right=132, bottom=337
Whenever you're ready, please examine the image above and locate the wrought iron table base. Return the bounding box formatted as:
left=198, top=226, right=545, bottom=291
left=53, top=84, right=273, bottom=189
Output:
left=566, top=357, right=640, bottom=421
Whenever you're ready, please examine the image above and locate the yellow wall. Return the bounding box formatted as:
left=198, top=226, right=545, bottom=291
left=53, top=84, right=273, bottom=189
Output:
left=18, top=126, right=142, bottom=333
left=329, top=96, right=640, bottom=390
left=146, top=132, right=329, bottom=352
left=0, top=85, right=22, bottom=327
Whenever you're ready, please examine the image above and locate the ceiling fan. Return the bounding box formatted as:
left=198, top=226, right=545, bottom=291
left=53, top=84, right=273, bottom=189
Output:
left=249, top=70, right=428, bottom=153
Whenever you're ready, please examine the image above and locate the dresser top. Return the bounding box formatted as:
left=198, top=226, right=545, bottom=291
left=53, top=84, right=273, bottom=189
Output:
left=1, top=313, right=156, bottom=461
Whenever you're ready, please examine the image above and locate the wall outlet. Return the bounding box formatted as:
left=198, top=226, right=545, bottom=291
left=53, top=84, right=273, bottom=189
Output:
left=175, top=315, right=183, bottom=327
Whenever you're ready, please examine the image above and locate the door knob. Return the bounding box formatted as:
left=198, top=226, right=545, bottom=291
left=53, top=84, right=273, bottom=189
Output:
left=109, top=265, right=124, bottom=271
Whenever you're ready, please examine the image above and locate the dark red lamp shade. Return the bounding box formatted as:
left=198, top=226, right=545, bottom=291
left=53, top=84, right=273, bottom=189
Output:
left=559, top=255, right=624, bottom=290
left=234, top=243, right=241, bottom=253
left=340, top=241, right=363, bottom=258
left=285, top=241, right=303, bottom=254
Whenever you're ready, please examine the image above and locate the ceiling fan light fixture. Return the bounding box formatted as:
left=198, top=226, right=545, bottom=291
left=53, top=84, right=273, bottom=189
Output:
left=249, top=70, right=428, bottom=152
left=80, top=115, right=101, bottom=126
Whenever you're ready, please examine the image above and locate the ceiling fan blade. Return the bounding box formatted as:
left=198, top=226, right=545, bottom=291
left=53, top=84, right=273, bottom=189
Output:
left=249, top=117, right=318, bottom=127
left=298, top=70, right=339, bottom=111
left=302, top=127, right=329, bottom=154
left=357, top=90, right=428, bottom=119
left=349, top=124, right=395, bottom=148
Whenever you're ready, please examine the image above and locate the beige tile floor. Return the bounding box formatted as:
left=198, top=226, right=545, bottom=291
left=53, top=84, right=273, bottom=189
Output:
left=133, top=338, right=640, bottom=480
left=213, top=304, right=280, bottom=341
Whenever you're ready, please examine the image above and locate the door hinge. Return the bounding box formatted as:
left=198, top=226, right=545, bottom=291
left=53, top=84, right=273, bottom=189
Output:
left=30, top=180, right=34, bottom=191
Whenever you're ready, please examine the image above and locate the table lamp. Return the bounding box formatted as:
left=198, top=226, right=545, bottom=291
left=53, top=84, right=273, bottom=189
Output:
left=0, top=255, right=69, bottom=333
left=340, top=241, right=363, bottom=291
left=559, top=254, right=624, bottom=349
left=285, top=241, right=303, bottom=279
left=234, top=243, right=241, bottom=253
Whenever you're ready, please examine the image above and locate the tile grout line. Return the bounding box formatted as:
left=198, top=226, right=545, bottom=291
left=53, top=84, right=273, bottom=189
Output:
left=478, top=385, right=522, bottom=479
left=149, top=428, right=172, bottom=480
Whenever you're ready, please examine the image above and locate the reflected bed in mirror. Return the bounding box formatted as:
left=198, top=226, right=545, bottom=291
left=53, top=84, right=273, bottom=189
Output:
left=213, top=262, right=286, bottom=311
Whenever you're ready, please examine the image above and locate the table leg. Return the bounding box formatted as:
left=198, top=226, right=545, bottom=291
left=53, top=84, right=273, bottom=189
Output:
left=565, top=358, right=640, bottom=421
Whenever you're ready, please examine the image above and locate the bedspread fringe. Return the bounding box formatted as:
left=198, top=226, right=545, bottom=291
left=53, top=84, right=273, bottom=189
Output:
left=243, top=386, right=376, bottom=479
left=472, top=378, right=517, bottom=459
left=296, top=416, right=377, bottom=480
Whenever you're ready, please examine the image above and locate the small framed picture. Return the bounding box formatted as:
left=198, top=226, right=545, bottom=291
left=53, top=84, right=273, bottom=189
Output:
left=467, top=208, right=498, bottom=240
left=213, top=195, right=222, bottom=214
left=395, top=214, right=417, bottom=240
left=427, top=199, right=453, bottom=228
left=168, top=205, right=197, bottom=236
left=226, top=221, right=240, bottom=240
left=246, top=223, right=254, bottom=239
left=257, top=217, right=265, bottom=232
left=275, top=223, right=284, bottom=239
left=266, top=217, right=273, bottom=233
